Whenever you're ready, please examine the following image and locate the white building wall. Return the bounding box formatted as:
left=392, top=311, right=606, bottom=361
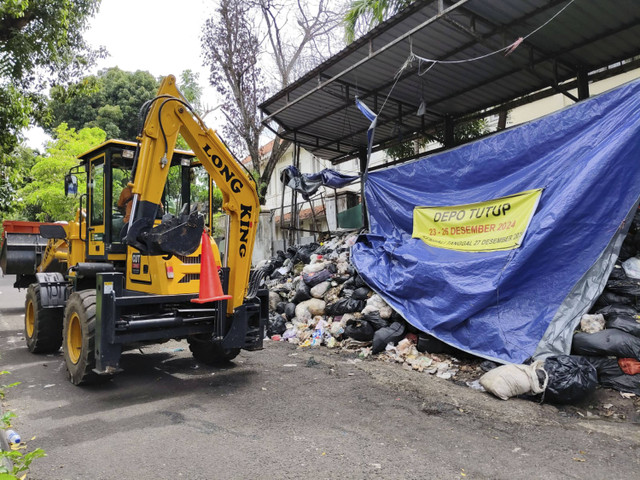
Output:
left=508, top=67, right=640, bottom=126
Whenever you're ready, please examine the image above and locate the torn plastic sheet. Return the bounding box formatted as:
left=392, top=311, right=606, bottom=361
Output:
left=351, top=78, right=640, bottom=364
left=280, top=165, right=358, bottom=200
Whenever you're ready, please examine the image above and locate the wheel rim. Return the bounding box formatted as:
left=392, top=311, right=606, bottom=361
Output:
left=26, top=300, right=35, bottom=338
left=67, top=313, right=82, bottom=364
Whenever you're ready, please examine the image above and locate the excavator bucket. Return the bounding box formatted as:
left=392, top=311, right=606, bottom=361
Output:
left=132, top=211, right=205, bottom=257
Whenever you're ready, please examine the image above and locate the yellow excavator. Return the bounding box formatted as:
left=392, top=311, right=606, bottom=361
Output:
left=6, top=75, right=267, bottom=385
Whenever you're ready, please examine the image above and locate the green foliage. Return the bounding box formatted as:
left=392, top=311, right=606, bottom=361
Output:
left=0, top=0, right=102, bottom=158
left=178, top=70, right=203, bottom=112
left=0, top=145, right=37, bottom=216
left=384, top=119, right=490, bottom=161
left=17, top=124, right=105, bottom=222
left=0, top=367, right=45, bottom=479
left=0, top=448, right=46, bottom=478
left=1, top=411, right=16, bottom=428
left=47, top=68, right=159, bottom=140
left=344, top=0, right=413, bottom=43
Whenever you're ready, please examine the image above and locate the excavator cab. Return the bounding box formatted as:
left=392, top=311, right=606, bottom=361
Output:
left=75, top=140, right=210, bottom=263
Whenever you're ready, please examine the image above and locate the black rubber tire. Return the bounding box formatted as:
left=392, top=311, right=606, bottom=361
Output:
left=63, top=290, right=106, bottom=385
left=187, top=335, right=240, bottom=365
left=25, top=284, right=63, bottom=353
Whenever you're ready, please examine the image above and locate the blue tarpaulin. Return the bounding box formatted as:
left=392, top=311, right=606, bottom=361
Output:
left=351, top=79, right=640, bottom=364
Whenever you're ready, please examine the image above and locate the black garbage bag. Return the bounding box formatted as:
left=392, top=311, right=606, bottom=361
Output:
left=543, top=355, right=598, bottom=404
left=344, top=319, right=375, bottom=342
left=605, top=277, right=640, bottom=297
left=605, top=314, right=640, bottom=338
left=618, top=236, right=637, bottom=262
left=372, top=322, right=406, bottom=353
left=595, top=290, right=635, bottom=307
left=352, top=287, right=371, bottom=300
left=599, top=373, right=640, bottom=395
left=341, top=288, right=355, bottom=298
left=583, top=356, right=624, bottom=379
left=341, top=276, right=356, bottom=290
left=284, top=302, right=296, bottom=320
left=270, top=270, right=284, bottom=280
left=302, top=269, right=332, bottom=287
left=292, top=283, right=311, bottom=303
left=572, top=330, right=640, bottom=359
left=362, top=312, right=389, bottom=331
left=596, top=303, right=639, bottom=318
left=354, top=274, right=367, bottom=288
left=267, top=313, right=287, bottom=337
left=325, top=298, right=366, bottom=316
left=275, top=302, right=287, bottom=314
left=332, top=274, right=350, bottom=284
left=417, top=334, right=458, bottom=354
left=607, top=265, right=628, bottom=282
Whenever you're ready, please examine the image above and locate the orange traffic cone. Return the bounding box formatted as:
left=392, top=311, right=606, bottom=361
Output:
left=192, top=231, right=232, bottom=304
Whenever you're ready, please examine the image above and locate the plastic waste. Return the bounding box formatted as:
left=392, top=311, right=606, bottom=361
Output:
left=479, top=361, right=547, bottom=401
left=6, top=430, right=21, bottom=444
left=362, top=312, right=389, bottom=331
left=596, top=303, right=638, bottom=318
left=329, top=322, right=344, bottom=338
left=310, top=281, right=330, bottom=299
left=352, top=287, right=371, bottom=300
left=372, top=322, right=405, bottom=353
left=579, top=314, right=605, bottom=333
left=417, top=334, right=458, bottom=354
left=267, top=313, right=287, bottom=337
left=583, top=356, right=623, bottom=379
left=325, top=298, right=366, bottom=316
left=543, top=355, right=598, bottom=404
left=605, top=314, right=640, bottom=337
left=291, top=282, right=311, bottom=303
left=572, top=330, right=640, bottom=359
left=595, top=290, right=635, bottom=307
left=599, top=373, right=640, bottom=395
left=604, top=276, right=640, bottom=297
left=302, top=269, right=332, bottom=287
left=284, top=302, right=296, bottom=320
left=343, top=319, right=375, bottom=342
left=311, top=320, right=325, bottom=347
left=622, top=256, right=640, bottom=279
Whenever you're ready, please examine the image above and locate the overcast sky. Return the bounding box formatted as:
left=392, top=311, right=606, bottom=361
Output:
left=27, top=0, right=221, bottom=148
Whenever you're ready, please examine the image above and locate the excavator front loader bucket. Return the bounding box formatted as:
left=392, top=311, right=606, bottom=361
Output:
left=129, top=211, right=205, bottom=257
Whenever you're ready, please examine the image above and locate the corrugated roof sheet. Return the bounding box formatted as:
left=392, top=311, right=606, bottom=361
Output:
left=260, top=0, right=640, bottom=164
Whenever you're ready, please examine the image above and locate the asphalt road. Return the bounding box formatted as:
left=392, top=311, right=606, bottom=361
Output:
left=1, top=274, right=639, bottom=480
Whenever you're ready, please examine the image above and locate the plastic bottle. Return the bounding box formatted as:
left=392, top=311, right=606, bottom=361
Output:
left=6, top=429, right=21, bottom=444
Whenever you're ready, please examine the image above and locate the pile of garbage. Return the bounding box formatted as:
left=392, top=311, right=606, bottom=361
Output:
left=259, top=224, right=640, bottom=404
left=259, top=234, right=459, bottom=380
left=565, top=209, right=640, bottom=396
left=480, top=210, right=640, bottom=402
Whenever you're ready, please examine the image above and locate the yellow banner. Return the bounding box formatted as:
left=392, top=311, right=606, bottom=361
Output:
left=412, top=189, right=543, bottom=252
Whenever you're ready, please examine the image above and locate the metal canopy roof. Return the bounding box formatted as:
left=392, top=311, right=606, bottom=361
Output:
left=259, top=0, right=640, bottom=164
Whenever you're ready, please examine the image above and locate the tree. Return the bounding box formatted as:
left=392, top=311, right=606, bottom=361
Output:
left=18, top=124, right=106, bottom=222
left=201, top=0, right=344, bottom=204
left=344, top=0, right=411, bottom=43
left=47, top=68, right=159, bottom=140
left=0, top=0, right=102, bottom=155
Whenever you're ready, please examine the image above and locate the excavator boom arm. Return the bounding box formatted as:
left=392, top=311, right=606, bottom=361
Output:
left=129, top=75, right=260, bottom=310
